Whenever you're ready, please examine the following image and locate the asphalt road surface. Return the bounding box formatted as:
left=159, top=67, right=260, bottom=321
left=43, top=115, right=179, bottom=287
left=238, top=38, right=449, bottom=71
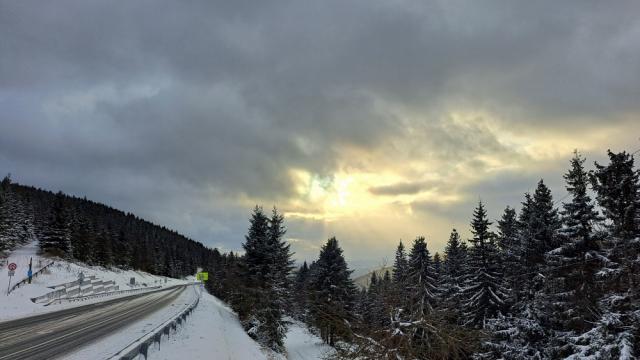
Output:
left=0, top=285, right=187, bottom=360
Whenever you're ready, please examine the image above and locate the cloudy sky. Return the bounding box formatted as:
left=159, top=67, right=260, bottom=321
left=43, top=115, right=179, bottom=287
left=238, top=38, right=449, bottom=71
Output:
left=1, top=0, right=639, bottom=270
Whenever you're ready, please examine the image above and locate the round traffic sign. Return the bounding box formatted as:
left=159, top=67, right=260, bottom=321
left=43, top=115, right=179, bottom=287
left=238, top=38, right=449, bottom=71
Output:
left=8, top=263, right=17, bottom=271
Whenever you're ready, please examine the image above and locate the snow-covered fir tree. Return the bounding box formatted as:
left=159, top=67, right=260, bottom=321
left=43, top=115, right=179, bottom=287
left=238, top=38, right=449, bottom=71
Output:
left=407, top=236, right=438, bottom=317
left=516, top=182, right=560, bottom=302
left=293, top=261, right=310, bottom=320
left=39, top=192, right=71, bottom=256
left=541, top=151, right=606, bottom=356
left=239, top=206, right=293, bottom=352
left=308, top=237, right=357, bottom=346
left=441, top=229, right=467, bottom=316
left=433, top=252, right=442, bottom=282
left=0, top=176, right=35, bottom=250
left=392, top=240, right=408, bottom=286
left=365, top=272, right=388, bottom=330
left=462, top=201, right=506, bottom=328
left=497, top=206, right=519, bottom=303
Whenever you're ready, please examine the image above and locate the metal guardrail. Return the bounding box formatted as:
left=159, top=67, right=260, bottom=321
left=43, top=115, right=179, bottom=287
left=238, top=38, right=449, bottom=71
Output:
left=32, top=279, right=119, bottom=303
left=42, top=285, right=163, bottom=306
left=110, top=285, right=201, bottom=360
left=8, top=261, right=55, bottom=294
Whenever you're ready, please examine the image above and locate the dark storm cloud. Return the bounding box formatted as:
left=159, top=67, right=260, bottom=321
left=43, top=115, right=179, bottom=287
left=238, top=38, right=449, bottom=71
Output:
left=1, top=0, right=639, bottom=256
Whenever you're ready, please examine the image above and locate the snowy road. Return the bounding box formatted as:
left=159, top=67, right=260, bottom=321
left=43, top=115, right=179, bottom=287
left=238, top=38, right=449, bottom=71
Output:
left=0, top=285, right=189, bottom=360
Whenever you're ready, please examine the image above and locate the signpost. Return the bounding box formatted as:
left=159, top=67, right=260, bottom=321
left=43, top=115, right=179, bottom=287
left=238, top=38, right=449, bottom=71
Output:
left=196, top=272, right=208, bottom=281
left=28, top=257, right=33, bottom=284
left=7, top=263, right=17, bottom=295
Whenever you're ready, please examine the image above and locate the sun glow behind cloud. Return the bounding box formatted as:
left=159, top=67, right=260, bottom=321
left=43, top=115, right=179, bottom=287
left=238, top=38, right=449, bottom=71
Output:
left=3, top=0, right=640, bottom=270
left=272, top=110, right=640, bottom=264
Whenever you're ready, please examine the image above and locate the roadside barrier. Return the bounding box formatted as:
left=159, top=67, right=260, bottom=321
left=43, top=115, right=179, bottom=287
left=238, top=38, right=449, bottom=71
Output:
left=8, top=261, right=55, bottom=294
left=32, top=278, right=119, bottom=304
left=40, top=285, right=163, bottom=306
left=110, top=285, right=201, bottom=360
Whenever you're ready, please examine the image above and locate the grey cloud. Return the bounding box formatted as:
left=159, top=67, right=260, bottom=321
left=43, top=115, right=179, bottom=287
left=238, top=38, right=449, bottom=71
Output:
left=1, top=0, right=640, bottom=259
left=369, top=180, right=438, bottom=196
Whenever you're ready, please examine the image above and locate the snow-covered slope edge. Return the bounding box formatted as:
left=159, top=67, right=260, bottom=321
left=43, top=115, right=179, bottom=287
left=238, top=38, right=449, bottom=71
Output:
left=0, top=241, right=189, bottom=321
left=149, top=291, right=336, bottom=360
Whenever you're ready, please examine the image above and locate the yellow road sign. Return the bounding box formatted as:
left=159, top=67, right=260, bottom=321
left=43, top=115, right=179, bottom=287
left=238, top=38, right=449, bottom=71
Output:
left=196, top=272, right=208, bottom=281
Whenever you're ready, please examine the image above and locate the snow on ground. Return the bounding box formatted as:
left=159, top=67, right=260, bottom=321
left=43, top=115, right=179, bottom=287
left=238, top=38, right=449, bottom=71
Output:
left=284, top=321, right=335, bottom=360
left=1, top=242, right=335, bottom=360
left=150, top=290, right=267, bottom=360
left=0, top=241, right=189, bottom=321
left=150, top=292, right=335, bottom=360
left=66, top=285, right=201, bottom=360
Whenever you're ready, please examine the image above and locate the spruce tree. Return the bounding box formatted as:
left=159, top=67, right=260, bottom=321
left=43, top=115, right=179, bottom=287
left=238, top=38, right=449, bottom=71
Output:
left=497, top=206, right=519, bottom=303
left=407, top=236, right=438, bottom=322
left=542, top=151, right=605, bottom=356
left=0, top=176, right=34, bottom=249
left=442, top=229, right=467, bottom=315
left=40, top=192, right=70, bottom=256
left=591, top=150, right=640, bottom=293
left=239, top=206, right=293, bottom=352
left=531, top=180, right=560, bottom=261
left=567, top=150, right=640, bottom=358
left=591, top=150, right=640, bottom=240
left=238, top=207, right=270, bottom=339
left=261, top=207, right=294, bottom=352
left=365, top=272, right=387, bottom=329
left=497, top=206, right=518, bottom=253
left=462, top=201, right=506, bottom=328
left=433, top=252, right=442, bottom=281
left=0, top=190, right=6, bottom=253
left=516, top=182, right=560, bottom=301
left=293, top=261, right=310, bottom=320
left=70, top=217, right=95, bottom=263
left=308, top=237, right=357, bottom=346
left=392, top=240, right=408, bottom=285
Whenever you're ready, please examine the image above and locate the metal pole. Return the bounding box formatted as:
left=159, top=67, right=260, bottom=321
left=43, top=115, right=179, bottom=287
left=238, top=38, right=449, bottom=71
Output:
left=7, top=275, right=12, bottom=295
left=28, top=257, right=33, bottom=284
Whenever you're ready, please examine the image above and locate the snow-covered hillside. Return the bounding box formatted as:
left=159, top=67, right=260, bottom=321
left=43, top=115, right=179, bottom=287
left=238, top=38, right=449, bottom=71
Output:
left=152, top=292, right=336, bottom=360
left=0, top=241, right=188, bottom=321
left=0, top=242, right=335, bottom=360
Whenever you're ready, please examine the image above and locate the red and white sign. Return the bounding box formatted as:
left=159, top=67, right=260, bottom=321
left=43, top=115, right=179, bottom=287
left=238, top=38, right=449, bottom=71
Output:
left=8, top=263, right=17, bottom=271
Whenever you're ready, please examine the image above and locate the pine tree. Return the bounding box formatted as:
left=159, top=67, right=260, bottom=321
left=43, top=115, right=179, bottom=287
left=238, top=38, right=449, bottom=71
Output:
left=497, top=206, right=518, bottom=253
left=442, top=229, right=467, bottom=315
left=407, top=236, right=438, bottom=321
left=293, top=261, right=310, bottom=320
left=497, top=206, right=519, bottom=303
left=516, top=182, right=560, bottom=301
left=545, top=151, right=604, bottom=336
left=40, top=192, right=70, bottom=256
left=238, top=206, right=269, bottom=336
left=308, top=237, right=357, bottom=346
left=433, top=252, right=442, bottom=281
left=70, top=217, right=95, bottom=263
left=0, top=176, right=35, bottom=249
left=94, top=228, right=114, bottom=267
left=365, top=272, right=388, bottom=329
left=239, top=206, right=293, bottom=352
left=591, top=150, right=640, bottom=293
left=531, top=180, right=560, bottom=262
left=591, top=150, right=640, bottom=240
left=261, top=207, right=294, bottom=351
left=392, top=240, right=408, bottom=285
left=462, top=201, right=506, bottom=328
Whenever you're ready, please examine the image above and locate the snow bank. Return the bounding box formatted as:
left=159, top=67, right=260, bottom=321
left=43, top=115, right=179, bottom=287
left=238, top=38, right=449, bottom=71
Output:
left=284, top=321, right=335, bottom=360
left=150, top=291, right=267, bottom=360
left=149, top=292, right=335, bottom=360
left=0, top=242, right=189, bottom=321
